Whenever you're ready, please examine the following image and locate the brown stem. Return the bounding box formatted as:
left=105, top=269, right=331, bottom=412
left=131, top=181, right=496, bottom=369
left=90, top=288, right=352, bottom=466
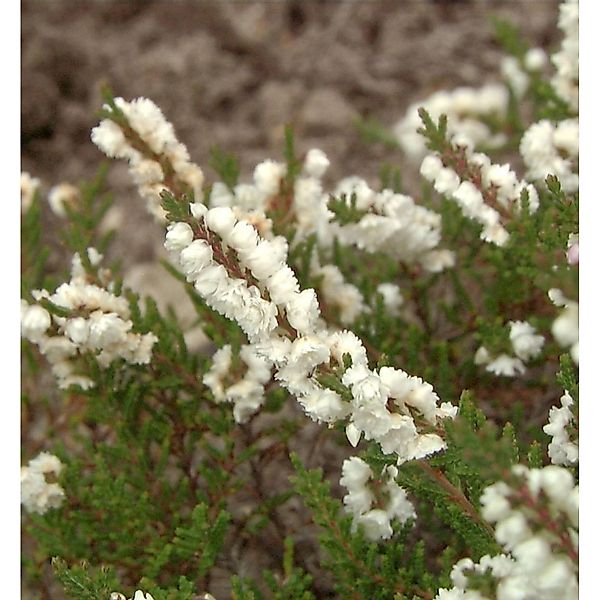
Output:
left=417, top=460, right=496, bottom=538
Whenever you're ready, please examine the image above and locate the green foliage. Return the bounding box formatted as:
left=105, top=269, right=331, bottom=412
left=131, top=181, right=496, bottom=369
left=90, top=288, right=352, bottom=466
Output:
left=283, top=124, right=302, bottom=185
left=354, top=115, right=401, bottom=150
left=556, top=353, right=578, bottom=400
left=51, top=558, right=120, bottom=600
left=21, top=188, right=51, bottom=297
left=327, top=193, right=368, bottom=225
left=417, top=109, right=448, bottom=154
left=59, top=165, right=116, bottom=264
left=209, top=146, right=241, bottom=190
left=170, top=504, right=230, bottom=578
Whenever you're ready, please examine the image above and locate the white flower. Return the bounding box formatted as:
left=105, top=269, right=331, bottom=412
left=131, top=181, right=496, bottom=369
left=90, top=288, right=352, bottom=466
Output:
left=205, top=206, right=237, bottom=237
left=343, top=364, right=389, bottom=405
left=376, top=283, right=403, bottom=315
left=194, top=264, right=230, bottom=297
left=328, top=330, right=368, bottom=368
left=420, top=155, right=444, bottom=181
left=551, top=302, right=578, bottom=349
left=285, top=289, right=321, bottom=335
left=543, top=391, right=578, bottom=466
left=87, top=312, right=131, bottom=348
left=419, top=249, right=456, bottom=273
left=225, top=220, right=260, bottom=252
left=91, top=118, right=131, bottom=159
left=485, top=355, right=526, bottom=377
left=433, top=168, right=461, bottom=196
left=355, top=509, right=393, bottom=541
left=253, top=159, right=285, bottom=196
left=508, top=321, right=544, bottom=361
left=190, top=201, right=208, bottom=220
left=179, top=240, right=213, bottom=281
left=480, top=482, right=512, bottom=523
left=64, top=317, right=90, bottom=345
left=501, top=56, right=529, bottom=98
left=524, top=47, right=547, bottom=71
left=266, top=266, right=300, bottom=305
left=242, top=239, right=286, bottom=280
left=452, top=181, right=484, bottom=218
left=165, top=222, right=194, bottom=252
left=21, top=452, right=65, bottom=515
left=340, top=457, right=415, bottom=541
left=21, top=303, right=51, bottom=343
left=297, top=386, right=350, bottom=423
left=340, top=456, right=373, bottom=491
left=316, top=264, right=365, bottom=324
left=303, top=148, right=330, bottom=178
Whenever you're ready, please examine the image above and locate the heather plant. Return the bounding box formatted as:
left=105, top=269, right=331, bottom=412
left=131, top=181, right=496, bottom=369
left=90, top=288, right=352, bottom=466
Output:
left=21, top=2, right=579, bottom=599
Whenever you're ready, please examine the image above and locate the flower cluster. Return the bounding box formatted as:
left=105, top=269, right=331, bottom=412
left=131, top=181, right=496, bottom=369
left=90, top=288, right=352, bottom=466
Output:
left=544, top=390, right=578, bottom=466
left=551, top=0, right=579, bottom=111
left=208, top=147, right=453, bottom=274
left=202, top=343, right=272, bottom=423
left=393, top=84, right=510, bottom=162
left=330, top=177, right=455, bottom=273
left=436, top=465, right=578, bottom=600
left=21, top=452, right=65, bottom=515
left=21, top=249, right=158, bottom=390
left=339, top=456, right=415, bottom=541
left=92, top=96, right=204, bottom=220
left=164, top=204, right=309, bottom=342
left=474, top=320, right=545, bottom=377
left=163, top=191, right=456, bottom=462
left=420, top=147, right=539, bottom=247
left=520, top=119, right=578, bottom=194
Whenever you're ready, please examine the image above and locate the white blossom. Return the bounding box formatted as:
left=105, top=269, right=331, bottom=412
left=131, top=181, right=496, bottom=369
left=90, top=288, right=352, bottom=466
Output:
left=21, top=452, right=65, bottom=515
left=340, top=457, right=415, bottom=541
left=551, top=0, right=579, bottom=111
left=394, top=84, right=509, bottom=162
left=303, top=148, right=330, bottom=178
left=253, top=159, right=285, bottom=196
left=520, top=119, right=578, bottom=194
left=438, top=463, right=579, bottom=600
left=544, top=390, right=578, bottom=466
left=21, top=252, right=158, bottom=389
left=508, top=320, right=544, bottom=361
left=92, top=96, right=204, bottom=220
left=376, top=283, right=403, bottom=316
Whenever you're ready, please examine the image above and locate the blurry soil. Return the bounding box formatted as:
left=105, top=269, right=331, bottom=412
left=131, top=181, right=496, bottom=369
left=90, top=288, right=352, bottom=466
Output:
left=21, top=1, right=561, bottom=598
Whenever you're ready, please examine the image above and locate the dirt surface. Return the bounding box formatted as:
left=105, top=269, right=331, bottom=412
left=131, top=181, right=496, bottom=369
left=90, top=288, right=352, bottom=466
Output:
left=21, top=1, right=561, bottom=598
left=22, top=0, right=560, bottom=267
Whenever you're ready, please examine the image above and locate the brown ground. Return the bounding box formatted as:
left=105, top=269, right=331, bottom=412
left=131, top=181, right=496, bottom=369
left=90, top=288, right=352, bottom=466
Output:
left=21, top=1, right=561, bottom=598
